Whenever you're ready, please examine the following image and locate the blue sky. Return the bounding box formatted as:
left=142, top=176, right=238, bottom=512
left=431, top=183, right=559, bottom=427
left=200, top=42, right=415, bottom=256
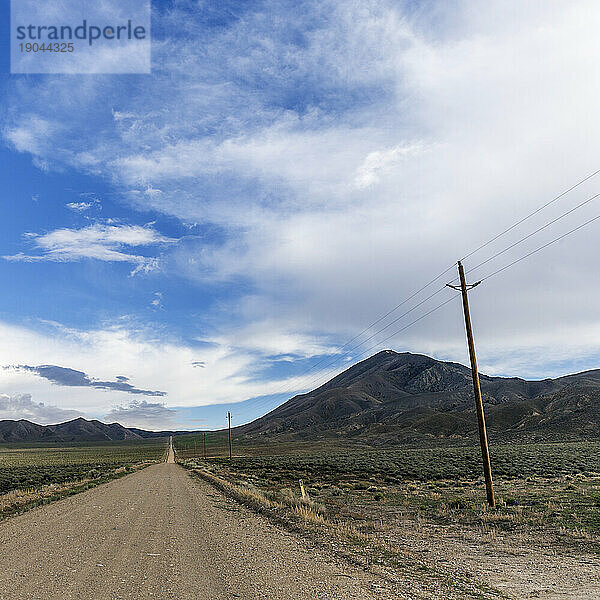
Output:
left=1, top=0, right=600, bottom=429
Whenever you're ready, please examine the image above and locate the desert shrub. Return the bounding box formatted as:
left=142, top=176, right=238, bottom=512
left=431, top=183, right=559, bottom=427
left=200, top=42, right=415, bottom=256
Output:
left=0, top=439, right=165, bottom=494
left=207, top=441, right=600, bottom=484
left=447, top=497, right=469, bottom=510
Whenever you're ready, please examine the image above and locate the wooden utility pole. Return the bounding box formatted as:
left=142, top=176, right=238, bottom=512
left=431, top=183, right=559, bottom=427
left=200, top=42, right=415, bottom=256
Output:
left=448, top=261, right=495, bottom=507
left=227, top=412, right=232, bottom=459
left=203, top=432, right=207, bottom=459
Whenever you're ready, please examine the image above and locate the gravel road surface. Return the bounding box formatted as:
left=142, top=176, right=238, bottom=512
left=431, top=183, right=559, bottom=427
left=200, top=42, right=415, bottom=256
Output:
left=0, top=446, right=392, bottom=599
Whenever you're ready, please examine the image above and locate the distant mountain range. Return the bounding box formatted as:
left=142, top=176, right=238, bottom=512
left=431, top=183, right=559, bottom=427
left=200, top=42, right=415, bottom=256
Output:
left=4, top=351, right=600, bottom=445
left=237, top=350, right=600, bottom=443
left=0, top=417, right=169, bottom=443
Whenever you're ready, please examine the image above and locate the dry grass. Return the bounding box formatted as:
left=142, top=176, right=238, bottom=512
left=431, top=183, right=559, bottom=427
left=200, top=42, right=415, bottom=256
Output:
left=191, top=463, right=375, bottom=538
left=0, top=479, right=93, bottom=512
left=291, top=503, right=328, bottom=525
left=0, top=461, right=152, bottom=520
left=184, top=460, right=504, bottom=600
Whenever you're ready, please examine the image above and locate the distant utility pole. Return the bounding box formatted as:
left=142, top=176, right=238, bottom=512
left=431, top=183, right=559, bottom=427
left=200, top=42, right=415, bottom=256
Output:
left=203, top=432, right=207, bottom=459
left=227, top=412, right=233, bottom=460
left=447, top=261, right=495, bottom=508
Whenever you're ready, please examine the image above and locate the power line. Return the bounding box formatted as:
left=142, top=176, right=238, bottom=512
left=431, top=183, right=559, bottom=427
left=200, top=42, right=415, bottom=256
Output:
left=299, top=285, right=448, bottom=382
left=260, top=205, right=600, bottom=412
left=259, top=169, right=600, bottom=396
left=480, top=211, right=600, bottom=282
left=409, top=212, right=600, bottom=355
left=282, top=294, right=461, bottom=397
left=243, top=284, right=452, bottom=412
left=244, top=168, right=600, bottom=413
left=296, top=169, right=600, bottom=379
left=465, top=190, right=600, bottom=278
left=247, top=205, right=600, bottom=414
left=354, top=294, right=461, bottom=360
left=246, top=286, right=449, bottom=411
left=345, top=286, right=447, bottom=349
left=322, top=206, right=600, bottom=394
left=460, top=167, right=600, bottom=263
left=285, top=264, right=457, bottom=379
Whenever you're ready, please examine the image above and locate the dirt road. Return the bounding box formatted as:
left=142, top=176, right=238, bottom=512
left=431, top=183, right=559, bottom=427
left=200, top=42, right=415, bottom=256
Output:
left=167, top=435, right=175, bottom=463
left=0, top=450, right=391, bottom=599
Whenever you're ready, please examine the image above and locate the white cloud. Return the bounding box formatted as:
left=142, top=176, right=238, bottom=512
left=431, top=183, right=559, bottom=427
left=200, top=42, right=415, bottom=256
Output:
left=0, top=319, right=339, bottom=419
left=65, top=196, right=101, bottom=213
left=3, top=223, right=176, bottom=275
left=3, top=0, right=600, bottom=384
left=354, top=143, right=428, bottom=189
left=103, top=400, right=178, bottom=430
left=150, top=292, right=163, bottom=310
left=0, top=393, right=84, bottom=425
left=66, top=202, right=94, bottom=212
left=208, top=318, right=339, bottom=359
left=3, top=116, right=60, bottom=156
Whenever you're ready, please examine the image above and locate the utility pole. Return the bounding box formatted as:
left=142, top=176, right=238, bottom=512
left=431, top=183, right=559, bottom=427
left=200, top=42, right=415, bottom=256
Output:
left=227, top=412, right=232, bottom=460
left=447, top=261, right=495, bottom=507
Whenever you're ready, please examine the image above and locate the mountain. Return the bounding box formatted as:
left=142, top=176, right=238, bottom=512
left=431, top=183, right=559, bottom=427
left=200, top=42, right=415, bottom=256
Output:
left=0, top=417, right=154, bottom=443
left=237, top=351, right=600, bottom=443
left=127, top=427, right=189, bottom=438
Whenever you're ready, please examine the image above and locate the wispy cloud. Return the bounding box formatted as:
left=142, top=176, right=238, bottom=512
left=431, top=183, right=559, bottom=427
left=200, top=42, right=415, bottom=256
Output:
left=65, top=195, right=101, bottom=213
left=353, top=143, right=429, bottom=189
left=65, top=202, right=95, bottom=212
left=3, top=116, right=60, bottom=167
left=150, top=291, right=163, bottom=310
left=3, top=224, right=176, bottom=275
left=208, top=318, right=340, bottom=359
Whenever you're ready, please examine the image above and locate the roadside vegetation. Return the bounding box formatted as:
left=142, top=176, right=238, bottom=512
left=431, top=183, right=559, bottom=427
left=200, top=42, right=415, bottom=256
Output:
left=0, top=438, right=167, bottom=519
left=178, top=439, right=600, bottom=479
left=181, top=458, right=504, bottom=600
left=180, top=445, right=600, bottom=535
left=177, top=439, right=600, bottom=597
left=175, top=439, right=600, bottom=540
